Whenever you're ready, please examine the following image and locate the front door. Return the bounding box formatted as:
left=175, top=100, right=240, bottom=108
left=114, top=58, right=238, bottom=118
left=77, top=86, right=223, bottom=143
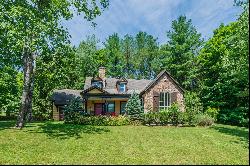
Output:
left=94, top=103, right=103, bottom=115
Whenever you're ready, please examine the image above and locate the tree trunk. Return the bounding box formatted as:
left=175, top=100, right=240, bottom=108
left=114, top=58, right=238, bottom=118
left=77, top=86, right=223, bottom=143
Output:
left=16, top=49, right=34, bottom=129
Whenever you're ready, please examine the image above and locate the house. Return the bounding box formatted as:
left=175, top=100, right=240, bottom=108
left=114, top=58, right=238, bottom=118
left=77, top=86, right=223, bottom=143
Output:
left=51, top=67, right=185, bottom=120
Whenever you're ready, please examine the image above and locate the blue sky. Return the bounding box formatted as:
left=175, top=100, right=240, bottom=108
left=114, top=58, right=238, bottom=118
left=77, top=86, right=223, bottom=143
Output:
left=62, top=0, right=242, bottom=47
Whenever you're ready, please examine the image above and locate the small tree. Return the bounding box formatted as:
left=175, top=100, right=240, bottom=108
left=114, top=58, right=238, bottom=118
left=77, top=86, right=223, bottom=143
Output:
left=64, top=97, right=82, bottom=124
left=184, top=91, right=203, bottom=126
left=125, top=92, right=143, bottom=120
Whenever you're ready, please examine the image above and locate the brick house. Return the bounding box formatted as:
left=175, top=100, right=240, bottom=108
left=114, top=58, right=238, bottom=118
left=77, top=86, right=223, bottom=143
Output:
left=51, top=67, right=184, bottom=120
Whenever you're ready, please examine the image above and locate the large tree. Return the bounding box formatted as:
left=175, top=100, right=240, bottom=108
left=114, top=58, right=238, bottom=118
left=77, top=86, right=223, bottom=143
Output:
left=162, top=15, right=203, bottom=90
left=0, top=0, right=109, bottom=128
left=197, top=1, right=249, bottom=126
left=104, top=33, right=124, bottom=77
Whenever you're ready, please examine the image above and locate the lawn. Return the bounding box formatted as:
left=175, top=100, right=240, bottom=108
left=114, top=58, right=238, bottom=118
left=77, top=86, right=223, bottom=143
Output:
left=0, top=121, right=248, bottom=165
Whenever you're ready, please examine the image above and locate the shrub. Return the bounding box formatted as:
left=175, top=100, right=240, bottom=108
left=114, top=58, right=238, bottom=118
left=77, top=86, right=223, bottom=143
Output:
left=184, top=92, right=203, bottom=126
left=205, top=107, right=219, bottom=121
left=125, top=92, right=143, bottom=121
left=217, top=107, right=249, bottom=127
left=159, top=110, right=169, bottom=125
left=194, top=114, right=214, bottom=127
left=67, top=115, right=130, bottom=126
left=168, top=103, right=182, bottom=126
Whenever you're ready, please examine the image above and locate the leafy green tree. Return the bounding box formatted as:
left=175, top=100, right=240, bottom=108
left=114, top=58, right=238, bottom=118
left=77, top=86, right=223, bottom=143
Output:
left=0, top=0, right=109, bottom=128
left=0, top=67, right=22, bottom=117
left=163, top=15, right=203, bottom=90
left=32, top=45, right=78, bottom=120
left=121, top=34, right=135, bottom=78
left=125, top=92, right=143, bottom=120
left=197, top=1, right=249, bottom=126
left=64, top=97, right=83, bottom=124
left=134, top=31, right=159, bottom=79
left=104, top=33, right=124, bottom=77
left=75, top=35, right=102, bottom=89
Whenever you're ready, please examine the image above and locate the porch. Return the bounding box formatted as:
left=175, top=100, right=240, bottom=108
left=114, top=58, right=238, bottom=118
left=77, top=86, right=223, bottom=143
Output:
left=84, top=97, right=128, bottom=116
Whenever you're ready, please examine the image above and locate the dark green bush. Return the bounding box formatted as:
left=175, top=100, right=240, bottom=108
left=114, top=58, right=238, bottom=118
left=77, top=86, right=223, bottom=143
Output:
left=63, top=97, right=83, bottom=124
left=217, top=107, right=249, bottom=127
left=194, top=114, right=214, bottom=126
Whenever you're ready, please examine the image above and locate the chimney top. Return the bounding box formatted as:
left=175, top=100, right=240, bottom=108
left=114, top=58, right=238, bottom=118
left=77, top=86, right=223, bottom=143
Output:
left=98, top=67, right=106, bottom=79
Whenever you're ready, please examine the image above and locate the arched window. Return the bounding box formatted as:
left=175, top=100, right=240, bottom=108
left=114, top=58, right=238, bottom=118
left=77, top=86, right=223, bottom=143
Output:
left=159, top=92, right=171, bottom=110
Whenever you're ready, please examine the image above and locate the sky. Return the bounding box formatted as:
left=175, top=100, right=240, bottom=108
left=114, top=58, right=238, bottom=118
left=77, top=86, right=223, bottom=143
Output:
left=62, top=0, right=242, bottom=47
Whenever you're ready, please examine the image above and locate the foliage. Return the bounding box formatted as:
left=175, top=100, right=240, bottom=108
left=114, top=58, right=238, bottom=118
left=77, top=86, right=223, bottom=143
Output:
left=197, top=3, right=249, bottom=127
left=63, top=97, right=83, bottom=124
left=194, top=114, right=215, bottom=127
left=125, top=92, right=143, bottom=121
left=217, top=108, right=249, bottom=127
left=161, top=15, right=203, bottom=90
left=143, top=110, right=169, bottom=126
left=184, top=91, right=203, bottom=125
left=0, top=66, right=22, bottom=116
left=167, top=103, right=183, bottom=126
left=143, top=104, right=183, bottom=126
left=66, top=115, right=130, bottom=126
left=204, top=107, right=219, bottom=121
left=75, top=35, right=104, bottom=89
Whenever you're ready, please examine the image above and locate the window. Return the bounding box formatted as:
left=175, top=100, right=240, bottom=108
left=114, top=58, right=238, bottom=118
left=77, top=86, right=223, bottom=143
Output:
left=159, top=92, right=171, bottom=110
left=119, top=83, right=126, bottom=92
left=106, top=101, right=115, bottom=113
left=91, top=81, right=103, bottom=88
left=120, top=102, right=127, bottom=115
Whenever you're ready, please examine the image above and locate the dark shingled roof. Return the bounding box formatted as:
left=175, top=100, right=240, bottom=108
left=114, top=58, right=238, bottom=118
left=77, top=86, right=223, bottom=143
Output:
left=84, top=77, right=152, bottom=94
left=51, top=70, right=184, bottom=105
left=51, top=89, right=82, bottom=105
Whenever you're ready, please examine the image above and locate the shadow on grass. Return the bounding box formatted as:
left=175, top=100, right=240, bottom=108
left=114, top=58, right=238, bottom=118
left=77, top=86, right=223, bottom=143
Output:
left=0, top=121, right=15, bottom=130
left=26, top=122, right=110, bottom=139
left=210, top=125, right=249, bottom=148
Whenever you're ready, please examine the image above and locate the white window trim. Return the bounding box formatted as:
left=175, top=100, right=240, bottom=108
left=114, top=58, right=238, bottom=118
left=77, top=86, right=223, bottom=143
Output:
left=159, top=92, right=171, bottom=111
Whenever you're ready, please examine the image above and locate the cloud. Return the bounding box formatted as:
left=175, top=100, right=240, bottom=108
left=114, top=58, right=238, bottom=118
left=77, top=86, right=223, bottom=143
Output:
left=62, top=0, right=242, bottom=46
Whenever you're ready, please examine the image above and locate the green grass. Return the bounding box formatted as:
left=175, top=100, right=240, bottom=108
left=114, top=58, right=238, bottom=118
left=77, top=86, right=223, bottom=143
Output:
left=0, top=121, right=248, bottom=165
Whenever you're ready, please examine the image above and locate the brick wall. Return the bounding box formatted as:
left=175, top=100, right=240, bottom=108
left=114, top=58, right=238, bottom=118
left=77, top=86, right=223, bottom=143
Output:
left=142, top=74, right=184, bottom=113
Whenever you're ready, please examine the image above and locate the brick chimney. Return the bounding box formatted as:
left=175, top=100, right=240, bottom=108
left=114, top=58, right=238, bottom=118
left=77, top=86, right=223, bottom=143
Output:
left=98, top=67, right=106, bottom=79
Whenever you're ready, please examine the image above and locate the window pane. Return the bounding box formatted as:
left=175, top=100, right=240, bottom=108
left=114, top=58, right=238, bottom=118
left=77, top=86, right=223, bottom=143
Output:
left=168, top=93, right=171, bottom=106
left=159, top=101, right=164, bottom=106
left=120, top=102, right=126, bottom=115
left=160, top=93, right=164, bottom=102
left=164, top=92, right=170, bottom=107
left=92, top=81, right=102, bottom=88
left=119, top=83, right=126, bottom=92
left=107, top=102, right=115, bottom=113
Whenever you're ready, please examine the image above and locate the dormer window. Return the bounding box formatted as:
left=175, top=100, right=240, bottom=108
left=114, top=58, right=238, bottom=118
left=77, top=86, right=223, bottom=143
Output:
left=92, top=81, right=103, bottom=88
left=91, top=76, right=103, bottom=89
left=117, top=77, right=128, bottom=93
left=119, top=83, right=126, bottom=92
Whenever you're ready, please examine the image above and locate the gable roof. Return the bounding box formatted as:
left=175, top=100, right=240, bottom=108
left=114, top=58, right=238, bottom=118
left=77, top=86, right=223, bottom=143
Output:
left=82, top=86, right=109, bottom=94
left=84, top=77, right=152, bottom=95
left=140, top=70, right=185, bottom=94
